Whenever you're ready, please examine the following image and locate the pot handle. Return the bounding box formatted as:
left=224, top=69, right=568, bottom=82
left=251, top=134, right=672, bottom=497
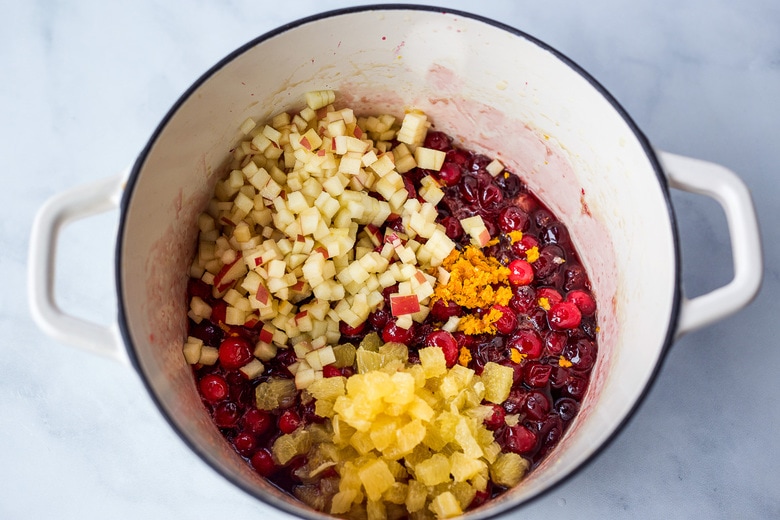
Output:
left=28, top=172, right=129, bottom=364
left=659, top=151, right=763, bottom=338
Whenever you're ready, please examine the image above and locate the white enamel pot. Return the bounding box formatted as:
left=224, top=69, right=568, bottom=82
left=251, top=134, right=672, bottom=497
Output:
left=28, top=5, right=762, bottom=519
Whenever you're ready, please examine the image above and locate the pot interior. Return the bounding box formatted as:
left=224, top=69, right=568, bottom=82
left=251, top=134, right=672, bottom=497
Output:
left=118, top=6, right=678, bottom=518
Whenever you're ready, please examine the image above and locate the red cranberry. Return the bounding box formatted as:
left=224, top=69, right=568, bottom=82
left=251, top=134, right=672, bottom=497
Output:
left=211, top=300, right=227, bottom=324
left=498, top=206, right=529, bottom=233
left=423, top=131, right=452, bottom=151
left=278, top=409, right=302, bottom=434
left=563, top=264, right=588, bottom=291
left=459, top=176, right=479, bottom=203
left=523, top=390, right=551, bottom=420
left=381, top=319, right=414, bottom=344
left=446, top=148, right=470, bottom=168
left=545, top=331, right=567, bottom=356
left=322, top=365, right=342, bottom=378
left=503, top=424, right=537, bottom=454
left=502, top=388, right=526, bottom=414
left=533, top=209, right=554, bottom=228
left=563, top=374, right=588, bottom=400
left=340, top=366, right=355, bottom=378
left=369, top=307, right=392, bottom=330
left=479, top=184, right=502, bottom=209
left=507, top=259, right=534, bottom=286
left=540, top=221, right=570, bottom=245
left=438, top=162, right=462, bottom=186
left=548, top=301, right=582, bottom=330
left=199, top=374, right=229, bottom=403
left=218, top=336, right=253, bottom=369
left=566, top=289, right=596, bottom=315
left=471, top=485, right=493, bottom=509
left=509, top=330, right=543, bottom=359
left=509, top=286, right=536, bottom=313
left=469, top=154, right=492, bottom=173
left=495, top=173, right=523, bottom=198
left=524, top=362, right=552, bottom=388
left=189, top=320, right=224, bottom=348
left=214, top=401, right=240, bottom=428
left=251, top=448, right=276, bottom=476
left=533, top=245, right=565, bottom=279
left=425, top=330, right=459, bottom=367
left=232, top=432, right=257, bottom=455
left=554, top=398, right=580, bottom=423
left=440, top=215, right=463, bottom=239
left=187, top=278, right=211, bottom=299
left=242, top=408, right=272, bottom=435
left=563, top=338, right=597, bottom=371
left=431, top=299, right=462, bottom=321
left=549, top=366, right=569, bottom=389
left=492, top=304, right=517, bottom=334
left=537, top=287, right=563, bottom=306
left=339, top=320, right=366, bottom=337
left=402, top=175, right=418, bottom=201
left=511, top=234, right=539, bottom=257
left=483, top=404, right=506, bottom=430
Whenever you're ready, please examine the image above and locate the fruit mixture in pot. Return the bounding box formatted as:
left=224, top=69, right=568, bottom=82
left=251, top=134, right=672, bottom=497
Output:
left=182, top=91, right=598, bottom=519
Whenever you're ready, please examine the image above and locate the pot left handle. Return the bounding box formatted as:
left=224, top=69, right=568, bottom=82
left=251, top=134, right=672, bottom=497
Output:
left=28, top=172, right=129, bottom=364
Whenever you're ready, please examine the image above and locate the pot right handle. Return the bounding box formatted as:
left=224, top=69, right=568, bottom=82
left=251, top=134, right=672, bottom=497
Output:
left=659, top=151, right=763, bottom=338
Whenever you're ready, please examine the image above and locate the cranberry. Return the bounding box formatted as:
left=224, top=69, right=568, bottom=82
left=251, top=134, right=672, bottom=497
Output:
left=440, top=215, right=464, bottom=239
left=495, top=173, right=523, bottom=198
left=402, top=175, right=418, bottom=201
left=278, top=409, right=302, bottom=434
left=242, top=408, right=272, bottom=436
left=533, top=209, right=554, bottom=228
left=369, top=307, right=392, bottom=330
left=199, top=374, right=229, bottom=403
left=509, top=285, right=536, bottom=313
left=214, top=401, right=240, bottom=428
left=322, top=365, right=342, bottom=378
left=498, top=206, right=529, bottom=233
left=555, top=398, right=580, bottom=423
left=509, top=330, right=542, bottom=359
left=523, top=390, right=551, bottom=420
left=524, top=362, right=552, bottom=388
left=425, top=330, right=459, bottom=367
left=563, top=338, right=597, bottom=371
left=544, top=331, right=567, bottom=356
left=549, top=366, right=569, bottom=389
left=479, top=184, right=502, bottom=209
left=446, top=148, right=470, bottom=167
left=540, top=221, right=570, bottom=246
left=438, top=162, right=462, bottom=186
left=566, top=289, right=596, bottom=315
left=423, top=131, right=452, bottom=151
left=459, top=175, right=479, bottom=203
left=507, top=259, right=534, bottom=286
left=431, top=299, right=462, bottom=321
left=339, top=320, right=366, bottom=337
left=503, top=424, right=537, bottom=454
left=537, top=414, right=564, bottom=458
left=341, top=366, right=355, bottom=378
left=548, top=301, right=582, bottom=330
left=537, top=287, right=563, bottom=306
left=187, top=278, right=211, bottom=299
left=189, top=320, right=224, bottom=348
left=491, top=305, right=517, bottom=334
left=471, top=486, right=492, bottom=509
left=251, top=448, right=276, bottom=476
left=469, top=154, right=492, bottom=173
left=533, top=245, right=565, bottom=280
left=211, top=300, right=227, bottom=324
left=563, top=374, right=588, bottom=400
left=502, top=388, right=526, bottom=414
left=232, top=432, right=257, bottom=455
left=563, top=264, right=588, bottom=291
left=218, top=336, right=253, bottom=369
left=381, top=319, right=415, bottom=344
left=483, top=404, right=506, bottom=430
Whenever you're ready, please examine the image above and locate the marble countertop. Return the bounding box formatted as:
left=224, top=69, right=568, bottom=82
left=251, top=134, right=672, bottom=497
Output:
left=3, top=1, right=778, bottom=518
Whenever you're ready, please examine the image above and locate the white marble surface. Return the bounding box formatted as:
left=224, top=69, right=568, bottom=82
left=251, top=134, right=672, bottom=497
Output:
left=3, top=1, right=778, bottom=518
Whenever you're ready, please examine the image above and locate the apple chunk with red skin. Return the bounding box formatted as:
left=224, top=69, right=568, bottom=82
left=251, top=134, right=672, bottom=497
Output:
left=213, top=255, right=247, bottom=296
left=390, top=294, right=421, bottom=316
